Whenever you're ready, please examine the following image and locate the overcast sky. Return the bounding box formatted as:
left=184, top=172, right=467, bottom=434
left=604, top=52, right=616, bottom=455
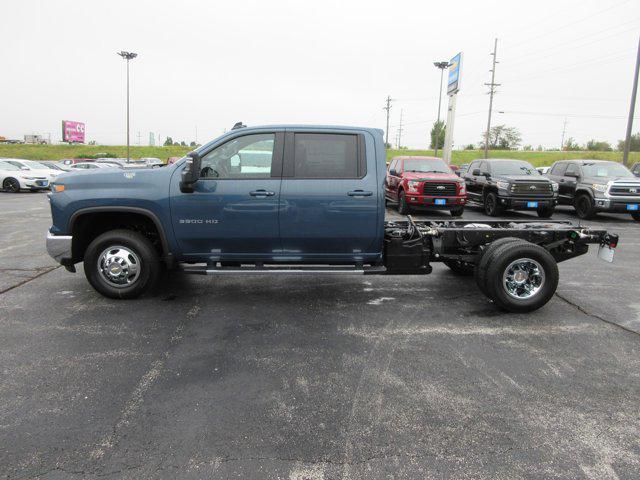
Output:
left=1, top=0, right=639, bottom=149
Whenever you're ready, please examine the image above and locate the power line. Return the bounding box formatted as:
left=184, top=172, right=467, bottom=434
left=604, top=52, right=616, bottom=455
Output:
left=499, top=110, right=639, bottom=119
left=383, top=95, right=393, bottom=146
left=484, top=38, right=500, bottom=159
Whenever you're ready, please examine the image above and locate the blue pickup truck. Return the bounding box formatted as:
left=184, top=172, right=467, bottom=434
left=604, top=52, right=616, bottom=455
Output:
left=46, top=124, right=618, bottom=312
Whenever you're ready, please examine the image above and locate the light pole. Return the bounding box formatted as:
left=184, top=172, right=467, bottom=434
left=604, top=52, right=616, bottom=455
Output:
left=117, top=51, right=137, bottom=162
left=433, top=61, right=449, bottom=157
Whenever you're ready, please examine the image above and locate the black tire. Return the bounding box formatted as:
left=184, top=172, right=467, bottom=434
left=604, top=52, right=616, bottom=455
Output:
left=474, top=237, right=528, bottom=298
left=397, top=190, right=410, bottom=215
left=537, top=206, right=555, bottom=218
left=83, top=229, right=161, bottom=299
left=484, top=192, right=504, bottom=217
left=2, top=177, right=20, bottom=193
left=631, top=212, right=640, bottom=222
left=444, top=260, right=474, bottom=276
left=575, top=193, right=596, bottom=220
left=483, top=241, right=559, bottom=313
left=450, top=206, right=464, bottom=217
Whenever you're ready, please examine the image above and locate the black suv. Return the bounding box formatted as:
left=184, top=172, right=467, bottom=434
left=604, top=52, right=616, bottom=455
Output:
left=464, top=159, right=558, bottom=217
left=546, top=159, right=640, bottom=220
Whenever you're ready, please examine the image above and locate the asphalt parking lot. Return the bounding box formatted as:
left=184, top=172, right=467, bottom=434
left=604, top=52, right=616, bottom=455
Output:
left=1, top=192, right=640, bottom=479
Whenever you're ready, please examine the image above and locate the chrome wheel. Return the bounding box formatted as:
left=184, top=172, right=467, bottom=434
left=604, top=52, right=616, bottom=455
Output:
left=97, top=246, right=141, bottom=288
left=502, top=258, right=545, bottom=300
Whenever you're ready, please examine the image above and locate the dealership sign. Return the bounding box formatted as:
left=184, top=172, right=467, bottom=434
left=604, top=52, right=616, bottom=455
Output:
left=62, top=120, right=85, bottom=143
left=447, top=52, right=462, bottom=95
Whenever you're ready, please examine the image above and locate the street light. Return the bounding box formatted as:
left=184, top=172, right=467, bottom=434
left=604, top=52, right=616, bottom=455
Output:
left=433, top=61, right=449, bottom=157
left=117, top=51, right=138, bottom=162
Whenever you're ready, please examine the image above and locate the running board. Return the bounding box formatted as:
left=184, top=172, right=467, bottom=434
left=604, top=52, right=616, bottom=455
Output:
left=180, top=265, right=387, bottom=275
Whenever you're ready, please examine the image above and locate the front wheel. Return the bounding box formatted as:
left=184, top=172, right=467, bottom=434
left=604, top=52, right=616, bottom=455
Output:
left=484, top=192, right=504, bottom=217
left=537, top=206, right=555, bottom=218
left=397, top=190, right=410, bottom=215
left=450, top=206, right=464, bottom=217
left=483, top=241, right=559, bottom=313
left=575, top=194, right=596, bottom=220
left=84, top=229, right=161, bottom=299
left=2, top=178, right=20, bottom=193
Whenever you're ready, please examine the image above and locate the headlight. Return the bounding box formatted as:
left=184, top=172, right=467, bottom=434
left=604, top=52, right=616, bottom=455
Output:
left=496, top=180, right=510, bottom=189
left=592, top=183, right=608, bottom=193
left=551, top=182, right=559, bottom=192
left=407, top=181, right=420, bottom=192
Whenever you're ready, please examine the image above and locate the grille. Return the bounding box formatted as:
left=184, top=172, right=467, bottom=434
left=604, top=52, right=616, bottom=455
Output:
left=509, top=182, right=553, bottom=195
left=609, top=184, right=640, bottom=196
left=423, top=182, right=457, bottom=196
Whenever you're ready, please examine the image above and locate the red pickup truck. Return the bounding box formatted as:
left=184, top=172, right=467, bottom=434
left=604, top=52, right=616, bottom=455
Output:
left=385, top=156, right=467, bottom=216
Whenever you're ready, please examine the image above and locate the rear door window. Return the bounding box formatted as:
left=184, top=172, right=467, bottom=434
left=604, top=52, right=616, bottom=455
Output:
left=291, top=133, right=362, bottom=179
left=550, top=163, right=567, bottom=176
left=565, top=163, right=579, bottom=177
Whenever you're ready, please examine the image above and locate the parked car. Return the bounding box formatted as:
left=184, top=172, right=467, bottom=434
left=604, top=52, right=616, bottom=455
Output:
left=57, top=159, right=87, bottom=170
left=385, top=156, right=466, bottom=216
left=536, top=166, right=550, bottom=175
left=69, top=162, right=122, bottom=171
left=631, top=162, right=640, bottom=178
left=455, top=163, right=469, bottom=177
left=44, top=125, right=617, bottom=312
left=463, top=159, right=558, bottom=217
left=0, top=161, right=50, bottom=192
left=0, top=158, right=61, bottom=183
left=546, top=159, right=640, bottom=220
left=138, top=157, right=164, bottom=168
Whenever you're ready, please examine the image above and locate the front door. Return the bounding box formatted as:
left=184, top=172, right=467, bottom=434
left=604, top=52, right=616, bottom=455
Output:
left=170, top=132, right=284, bottom=260
left=278, top=131, right=379, bottom=261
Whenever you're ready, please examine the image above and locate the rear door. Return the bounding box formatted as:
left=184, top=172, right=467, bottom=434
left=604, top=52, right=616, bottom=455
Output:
left=464, top=160, right=482, bottom=199
left=170, top=132, right=284, bottom=259
left=548, top=162, right=568, bottom=204
left=561, top=163, right=580, bottom=200
left=278, top=131, right=378, bottom=261
left=385, top=158, right=400, bottom=199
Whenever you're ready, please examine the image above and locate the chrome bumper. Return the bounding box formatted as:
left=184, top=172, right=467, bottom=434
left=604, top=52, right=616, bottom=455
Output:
left=46, top=230, right=73, bottom=264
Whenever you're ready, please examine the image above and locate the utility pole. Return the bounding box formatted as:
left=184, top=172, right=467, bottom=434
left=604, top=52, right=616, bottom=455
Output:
left=433, top=61, right=449, bottom=157
left=560, top=118, right=568, bottom=151
left=623, top=36, right=640, bottom=167
left=484, top=39, right=500, bottom=159
left=397, top=109, right=404, bottom=149
left=383, top=95, right=393, bottom=146
left=117, top=51, right=138, bottom=162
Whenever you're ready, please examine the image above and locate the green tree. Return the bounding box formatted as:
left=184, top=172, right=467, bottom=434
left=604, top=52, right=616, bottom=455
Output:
left=190, top=141, right=197, bottom=147
left=617, top=132, right=640, bottom=152
left=180, top=141, right=187, bottom=146
left=586, top=139, right=612, bottom=151
left=430, top=120, right=446, bottom=149
left=564, top=137, right=580, bottom=151
left=163, top=137, right=174, bottom=146
left=464, top=143, right=475, bottom=150
left=480, top=125, right=521, bottom=150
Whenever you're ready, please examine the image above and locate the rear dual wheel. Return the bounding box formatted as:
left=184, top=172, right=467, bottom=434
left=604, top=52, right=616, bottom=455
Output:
left=474, top=238, right=559, bottom=312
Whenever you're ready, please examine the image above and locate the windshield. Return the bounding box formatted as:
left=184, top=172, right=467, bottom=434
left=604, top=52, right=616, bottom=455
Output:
left=582, top=162, right=633, bottom=178
left=0, top=162, right=20, bottom=171
left=403, top=158, right=450, bottom=173
left=21, top=160, right=49, bottom=169
left=492, top=161, right=539, bottom=176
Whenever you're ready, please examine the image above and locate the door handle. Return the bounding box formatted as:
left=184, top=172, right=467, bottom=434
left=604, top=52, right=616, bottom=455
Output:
left=559, top=179, right=565, bottom=183
left=347, top=190, right=373, bottom=197
left=249, top=189, right=275, bottom=197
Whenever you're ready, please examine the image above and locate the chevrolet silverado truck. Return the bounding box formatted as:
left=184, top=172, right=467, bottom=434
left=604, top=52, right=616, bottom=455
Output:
left=464, top=159, right=558, bottom=217
left=385, top=156, right=466, bottom=216
left=546, top=159, right=640, bottom=221
left=46, top=125, right=618, bottom=312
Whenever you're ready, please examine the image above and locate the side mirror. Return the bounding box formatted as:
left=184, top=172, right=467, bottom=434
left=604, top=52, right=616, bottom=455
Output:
left=472, top=168, right=481, bottom=176
left=180, top=151, right=202, bottom=193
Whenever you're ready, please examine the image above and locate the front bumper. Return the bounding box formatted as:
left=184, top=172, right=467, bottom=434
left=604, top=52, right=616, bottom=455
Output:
left=498, top=195, right=557, bottom=210
left=405, top=194, right=466, bottom=208
left=592, top=196, right=640, bottom=213
left=46, top=230, right=73, bottom=264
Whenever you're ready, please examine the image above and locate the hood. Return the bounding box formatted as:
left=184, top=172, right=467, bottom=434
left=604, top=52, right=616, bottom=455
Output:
left=496, top=174, right=551, bottom=182
left=583, top=175, right=640, bottom=184
left=403, top=171, right=460, bottom=181
left=56, top=164, right=174, bottom=189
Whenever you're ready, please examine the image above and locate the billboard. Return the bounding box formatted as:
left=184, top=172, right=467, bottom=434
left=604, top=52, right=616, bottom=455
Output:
left=62, top=120, right=85, bottom=143
left=447, top=52, right=462, bottom=95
